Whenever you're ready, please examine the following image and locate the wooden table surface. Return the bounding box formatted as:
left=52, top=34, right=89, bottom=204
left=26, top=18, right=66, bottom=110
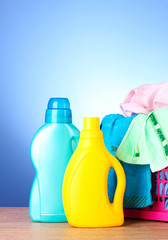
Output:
left=0, top=208, right=168, bottom=240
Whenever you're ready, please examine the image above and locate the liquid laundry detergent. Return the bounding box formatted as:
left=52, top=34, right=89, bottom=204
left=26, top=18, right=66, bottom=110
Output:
left=29, top=98, right=80, bottom=222
left=63, top=117, right=126, bottom=227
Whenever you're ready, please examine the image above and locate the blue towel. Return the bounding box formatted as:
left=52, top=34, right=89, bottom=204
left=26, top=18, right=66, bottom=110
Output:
left=101, top=114, right=153, bottom=208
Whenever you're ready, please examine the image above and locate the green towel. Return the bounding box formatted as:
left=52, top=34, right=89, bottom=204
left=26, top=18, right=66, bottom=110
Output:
left=116, top=107, right=168, bottom=172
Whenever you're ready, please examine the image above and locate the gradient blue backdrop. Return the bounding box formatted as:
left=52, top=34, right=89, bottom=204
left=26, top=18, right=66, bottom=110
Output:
left=0, top=0, right=168, bottom=206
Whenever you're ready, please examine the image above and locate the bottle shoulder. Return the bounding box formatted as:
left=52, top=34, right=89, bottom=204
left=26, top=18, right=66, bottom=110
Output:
left=65, top=124, right=80, bottom=138
left=68, top=145, right=110, bottom=169
left=30, top=123, right=80, bottom=154
left=32, top=123, right=79, bottom=140
left=74, top=146, right=109, bottom=160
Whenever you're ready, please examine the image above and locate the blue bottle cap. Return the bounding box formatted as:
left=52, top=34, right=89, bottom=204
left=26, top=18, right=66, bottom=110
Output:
left=45, top=98, right=72, bottom=123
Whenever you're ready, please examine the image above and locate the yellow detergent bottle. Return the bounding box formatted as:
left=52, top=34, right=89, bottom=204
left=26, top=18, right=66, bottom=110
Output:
left=63, top=117, right=126, bottom=227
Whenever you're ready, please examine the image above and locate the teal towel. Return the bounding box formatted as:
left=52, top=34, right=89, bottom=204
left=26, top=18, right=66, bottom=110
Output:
left=116, top=107, right=168, bottom=172
left=101, top=114, right=152, bottom=208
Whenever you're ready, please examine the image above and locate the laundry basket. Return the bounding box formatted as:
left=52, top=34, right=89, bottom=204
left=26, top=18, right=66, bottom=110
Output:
left=124, top=167, right=168, bottom=221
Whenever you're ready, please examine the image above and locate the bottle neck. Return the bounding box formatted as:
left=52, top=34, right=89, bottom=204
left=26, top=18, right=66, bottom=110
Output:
left=80, top=130, right=103, bottom=139
left=78, top=138, right=106, bottom=149
left=45, top=109, right=72, bottom=123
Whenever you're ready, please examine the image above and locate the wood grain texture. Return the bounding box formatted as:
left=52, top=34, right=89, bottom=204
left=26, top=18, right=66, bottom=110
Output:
left=0, top=208, right=168, bottom=240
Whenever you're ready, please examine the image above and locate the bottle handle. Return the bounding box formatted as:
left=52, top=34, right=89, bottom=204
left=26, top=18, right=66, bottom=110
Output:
left=71, top=135, right=80, bottom=153
left=108, top=154, right=126, bottom=213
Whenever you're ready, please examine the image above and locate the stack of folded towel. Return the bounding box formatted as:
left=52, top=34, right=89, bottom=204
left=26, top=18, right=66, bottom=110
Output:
left=101, top=82, right=168, bottom=209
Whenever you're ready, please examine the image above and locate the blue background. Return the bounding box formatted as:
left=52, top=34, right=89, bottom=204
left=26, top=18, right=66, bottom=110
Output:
left=0, top=0, right=168, bottom=206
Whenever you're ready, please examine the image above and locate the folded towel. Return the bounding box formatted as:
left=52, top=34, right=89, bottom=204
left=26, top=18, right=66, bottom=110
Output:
left=120, top=82, right=168, bottom=117
left=101, top=114, right=152, bottom=208
left=116, top=107, right=168, bottom=172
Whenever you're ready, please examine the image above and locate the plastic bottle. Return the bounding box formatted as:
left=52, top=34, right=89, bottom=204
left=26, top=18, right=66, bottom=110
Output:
left=63, top=117, right=126, bottom=227
left=29, top=98, right=80, bottom=222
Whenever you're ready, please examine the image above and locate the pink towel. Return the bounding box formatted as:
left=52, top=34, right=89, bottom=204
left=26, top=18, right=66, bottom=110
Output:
left=120, top=82, right=168, bottom=116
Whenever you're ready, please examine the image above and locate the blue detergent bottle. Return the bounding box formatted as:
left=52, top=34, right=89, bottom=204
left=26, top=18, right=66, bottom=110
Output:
left=29, top=98, right=80, bottom=222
